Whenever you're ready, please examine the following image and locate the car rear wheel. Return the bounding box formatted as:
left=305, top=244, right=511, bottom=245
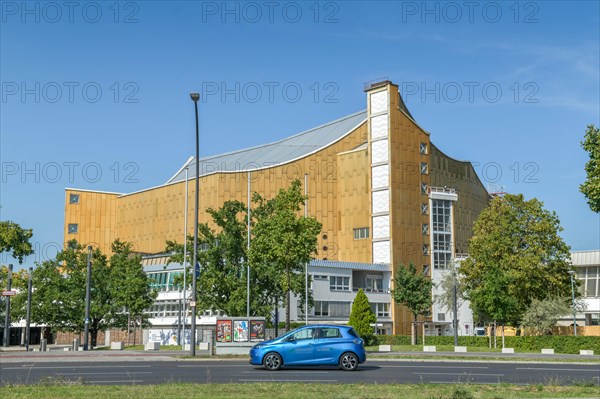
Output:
left=339, top=352, right=358, bottom=371
left=263, top=352, right=282, bottom=371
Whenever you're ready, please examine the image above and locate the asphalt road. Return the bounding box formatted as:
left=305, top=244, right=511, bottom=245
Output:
left=1, top=360, right=599, bottom=386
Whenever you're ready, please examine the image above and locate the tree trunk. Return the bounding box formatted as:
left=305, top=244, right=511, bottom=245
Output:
left=90, top=329, right=98, bottom=348
left=285, top=264, right=291, bottom=331
left=412, top=314, right=418, bottom=345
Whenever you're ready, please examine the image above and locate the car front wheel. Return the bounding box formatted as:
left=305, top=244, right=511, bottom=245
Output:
left=263, top=352, right=282, bottom=371
left=339, top=352, right=358, bottom=371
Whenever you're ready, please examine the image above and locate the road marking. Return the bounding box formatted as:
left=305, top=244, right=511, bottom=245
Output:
left=58, top=372, right=153, bottom=375
left=414, top=372, right=504, bottom=376
left=7, top=365, right=151, bottom=370
left=515, top=367, right=600, bottom=372
left=238, top=379, right=338, bottom=382
left=380, top=365, right=488, bottom=369
left=177, top=364, right=248, bottom=368
left=240, top=371, right=330, bottom=374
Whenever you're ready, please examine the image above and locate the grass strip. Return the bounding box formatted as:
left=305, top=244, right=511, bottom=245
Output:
left=1, top=382, right=599, bottom=399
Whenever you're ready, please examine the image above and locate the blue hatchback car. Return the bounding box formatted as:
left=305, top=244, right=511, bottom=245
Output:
left=249, top=324, right=366, bottom=371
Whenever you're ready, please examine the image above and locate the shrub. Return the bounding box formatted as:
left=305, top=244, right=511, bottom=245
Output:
left=348, top=289, right=376, bottom=345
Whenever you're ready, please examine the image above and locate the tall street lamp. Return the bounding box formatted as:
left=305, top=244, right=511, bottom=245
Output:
left=190, top=92, right=200, bottom=356
left=567, top=270, right=577, bottom=337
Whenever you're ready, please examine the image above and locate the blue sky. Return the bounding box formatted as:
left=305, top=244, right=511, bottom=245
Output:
left=1, top=1, right=599, bottom=270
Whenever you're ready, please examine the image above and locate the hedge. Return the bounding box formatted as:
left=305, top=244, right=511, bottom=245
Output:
left=374, top=335, right=600, bottom=354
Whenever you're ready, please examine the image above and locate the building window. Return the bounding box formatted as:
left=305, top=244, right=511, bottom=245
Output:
left=431, top=199, right=453, bottom=270
left=144, top=300, right=183, bottom=318
left=437, top=313, right=446, bottom=322
left=148, top=271, right=182, bottom=292
left=432, top=200, right=452, bottom=232
left=422, top=244, right=429, bottom=255
left=421, top=162, right=428, bottom=175
left=310, top=301, right=350, bottom=318
left=69, top=194, right=80, bottom=204
left=366, top=274, right=383, bottom=292
left=314, top=301, right=329, bottom=317
left=68, top=223, right=78, bottom=234
left=421, top=183, right=428, bottom=195
left=330, top=276, right=350, bottom=291
left=423, top=265, right=431, bottom=276
left=313, top=274, right=328, bottom=280
left=421, top=203, right=428, bottom=215
left=420, top=142, right=428, bottom=154
left=422, top=224, right=429, bottom=235
left=353, top=227, right=369, bottom=240
left=577, top=266, right=599, bottom=297
left=370, top=303, right=390, bottom=318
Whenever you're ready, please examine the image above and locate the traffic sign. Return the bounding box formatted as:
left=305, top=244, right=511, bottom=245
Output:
left=2, top=290, right=16, bottom=296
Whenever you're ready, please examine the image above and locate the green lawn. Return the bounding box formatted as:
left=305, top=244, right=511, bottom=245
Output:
left=1, top=382, right=599, bottom=399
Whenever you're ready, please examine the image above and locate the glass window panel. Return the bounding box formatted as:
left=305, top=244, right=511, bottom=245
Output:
left=586, top=279, right=597, bottom=297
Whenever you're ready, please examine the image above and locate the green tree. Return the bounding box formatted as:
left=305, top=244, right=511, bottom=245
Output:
left=0, top=220, right=33, bottom=263
left=16, top=240, right=155, bottom=347
left=109, top=240, right=157, bottom=336
left=348, top=288, right=376, bottom=345
left=580, top=124, right=600, bottom=212
left=166, top=200, right=272, bottom=318
left=434, top=262, right=465, bottom=317
left=250, top=179, right=322, bottom=330
left=392, top=262, right=433, bottom=345
left=460, top=194, right=573, bottom=329
left=521, top=297, right=571, bottom=335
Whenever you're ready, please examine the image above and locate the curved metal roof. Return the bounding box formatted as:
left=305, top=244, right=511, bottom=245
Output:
left=167, top=110, right=367, bottom=184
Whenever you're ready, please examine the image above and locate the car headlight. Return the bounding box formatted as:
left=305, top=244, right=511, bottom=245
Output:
left=254, top=344, right=264, bottom=349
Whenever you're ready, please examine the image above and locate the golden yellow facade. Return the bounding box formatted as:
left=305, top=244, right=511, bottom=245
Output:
left=64, top=82, right=489, bottom=333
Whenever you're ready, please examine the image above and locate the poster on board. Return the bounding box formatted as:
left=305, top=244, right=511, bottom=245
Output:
left=250, top=320, right=265, bottom=341
left=233, top=320, right=249, bottom=342
left=216, top=320, right=232, bottom=342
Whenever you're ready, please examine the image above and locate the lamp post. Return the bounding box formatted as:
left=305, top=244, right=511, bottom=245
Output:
left=452, top=265, right=458, bottom=346
left=84, top=246, right=92, bottom=350
left=568, top=270, right=577, bottom=336
left=190, top=92, right=200, bottom=356
left=25, top=267, right=33, bottom=352
left=182, top=166, right=189, bottom=351
left=3, top=264, right=13, bottom=347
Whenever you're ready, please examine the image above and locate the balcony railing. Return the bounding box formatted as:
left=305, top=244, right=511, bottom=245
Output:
left=353, top=287, right=390, bottom=294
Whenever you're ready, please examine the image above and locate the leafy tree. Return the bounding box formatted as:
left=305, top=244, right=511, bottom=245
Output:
left=348, top=288, right=376, bottom=345
left=166, top=200, right=272, bottom=318
left=392, top=262, right=433, bottom=345
left=250, top=179, right=322, bottom=330
left=13, top=240, right=155, bottom=347
left=109, top=240, right=157, bottom=334
left=0, top=266, right=28, bottom=324
left=521, top=297, right=571, bottom=335
left=434, top=263, right=466, bottom=317
left=580, top=124, right=600, bottom=212
left=460, top=194, right=573, bottom=329
left=0, top=221, right=33, bottom=263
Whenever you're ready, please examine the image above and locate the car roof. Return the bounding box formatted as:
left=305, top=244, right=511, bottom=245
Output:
left=298, top=324, right=351, bottom=329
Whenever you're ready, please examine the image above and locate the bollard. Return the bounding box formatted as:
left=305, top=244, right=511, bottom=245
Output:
left=73, top=338, right=80, bottom=352
left=39, top=338, right=47, bottom=352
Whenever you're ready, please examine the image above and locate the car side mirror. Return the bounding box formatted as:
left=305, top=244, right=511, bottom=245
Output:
left=285, top=335, right=295, bottom=341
